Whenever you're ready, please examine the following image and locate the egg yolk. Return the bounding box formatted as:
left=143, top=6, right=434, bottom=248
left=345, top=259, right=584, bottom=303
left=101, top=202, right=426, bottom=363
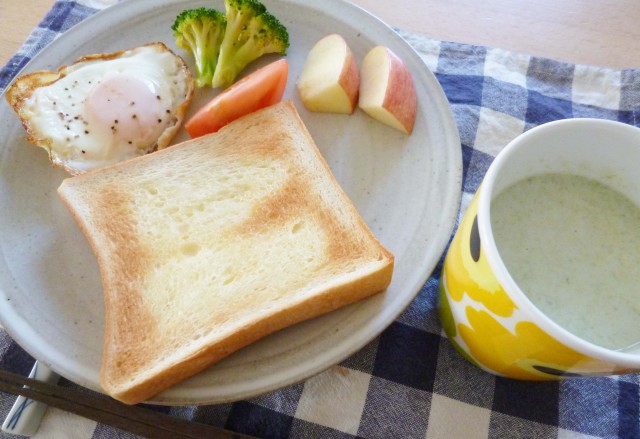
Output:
left=85, top=74, right=164, bottom=147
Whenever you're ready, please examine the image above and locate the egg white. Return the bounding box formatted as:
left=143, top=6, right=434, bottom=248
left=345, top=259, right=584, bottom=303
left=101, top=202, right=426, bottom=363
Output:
left=16, top=44, right=193, bottom=174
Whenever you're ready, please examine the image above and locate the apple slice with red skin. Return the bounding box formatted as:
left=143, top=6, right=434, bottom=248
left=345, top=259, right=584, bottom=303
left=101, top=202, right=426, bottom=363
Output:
left=358, top=45, right=417, bottom=134
left=297, top=34, right=360, bottom=114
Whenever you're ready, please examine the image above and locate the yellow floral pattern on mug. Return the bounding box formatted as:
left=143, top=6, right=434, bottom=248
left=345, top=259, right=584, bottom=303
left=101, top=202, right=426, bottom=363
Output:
left=443, top=192, right=516, bottom=318
left=439, top=192, right=630, bottom=379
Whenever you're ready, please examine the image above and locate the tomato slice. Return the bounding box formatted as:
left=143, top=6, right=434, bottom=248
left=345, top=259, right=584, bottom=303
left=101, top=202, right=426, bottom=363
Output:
left=185, top=59, right=289, bottom=138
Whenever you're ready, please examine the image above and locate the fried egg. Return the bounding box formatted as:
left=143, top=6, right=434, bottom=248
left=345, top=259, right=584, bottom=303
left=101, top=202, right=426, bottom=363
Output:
left=5, top=43, right=194, bottom=175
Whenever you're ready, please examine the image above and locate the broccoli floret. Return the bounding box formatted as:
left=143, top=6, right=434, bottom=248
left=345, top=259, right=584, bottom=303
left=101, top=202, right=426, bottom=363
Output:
left=172, top=8, right=227, bottom=87
left=211, top=0, right=289, bottom=88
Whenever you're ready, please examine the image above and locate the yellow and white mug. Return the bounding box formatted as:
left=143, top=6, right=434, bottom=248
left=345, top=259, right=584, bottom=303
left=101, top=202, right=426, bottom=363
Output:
left=439, top=118, right=640, bottom=379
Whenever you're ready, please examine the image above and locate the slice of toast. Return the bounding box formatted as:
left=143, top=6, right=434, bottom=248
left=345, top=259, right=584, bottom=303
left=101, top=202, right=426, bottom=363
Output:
left=57, top=100, right=394, bottom=404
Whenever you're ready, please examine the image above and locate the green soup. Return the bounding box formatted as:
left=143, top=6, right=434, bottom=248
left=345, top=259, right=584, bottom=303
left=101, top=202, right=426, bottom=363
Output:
left=491, top=173, right=640, bottom=351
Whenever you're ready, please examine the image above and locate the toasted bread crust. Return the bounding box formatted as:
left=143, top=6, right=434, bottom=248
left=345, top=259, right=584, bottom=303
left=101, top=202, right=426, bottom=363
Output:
left=58, top=101, right=394, bottom=404
left=108, top=261, right=393, bottom=404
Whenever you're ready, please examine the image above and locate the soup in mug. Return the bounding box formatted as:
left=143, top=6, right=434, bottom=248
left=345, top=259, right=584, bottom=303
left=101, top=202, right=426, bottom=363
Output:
left=491, top=173, right=640, bottom=351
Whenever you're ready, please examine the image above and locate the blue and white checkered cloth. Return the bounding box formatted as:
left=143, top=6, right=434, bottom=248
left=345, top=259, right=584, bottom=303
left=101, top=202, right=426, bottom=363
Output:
left=1, top=1, right=639, bottom=438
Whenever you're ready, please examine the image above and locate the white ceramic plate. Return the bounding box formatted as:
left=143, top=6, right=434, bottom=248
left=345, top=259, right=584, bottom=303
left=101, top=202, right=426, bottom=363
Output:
left=0, top=0, right=461, bottom=405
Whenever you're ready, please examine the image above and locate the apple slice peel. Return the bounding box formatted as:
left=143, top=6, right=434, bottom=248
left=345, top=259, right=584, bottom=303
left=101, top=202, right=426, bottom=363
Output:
left=297, top=34, right=360, bottom=114
left=358, top=45, right=417, bottom=134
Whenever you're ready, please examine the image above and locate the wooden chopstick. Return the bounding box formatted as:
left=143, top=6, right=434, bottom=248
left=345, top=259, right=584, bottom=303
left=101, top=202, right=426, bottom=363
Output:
left=0, top=369, right=256, bottom=439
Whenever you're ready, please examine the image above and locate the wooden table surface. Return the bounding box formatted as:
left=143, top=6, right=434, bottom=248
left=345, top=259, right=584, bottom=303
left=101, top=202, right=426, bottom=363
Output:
left=1, top=0, right=639, bottom=71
